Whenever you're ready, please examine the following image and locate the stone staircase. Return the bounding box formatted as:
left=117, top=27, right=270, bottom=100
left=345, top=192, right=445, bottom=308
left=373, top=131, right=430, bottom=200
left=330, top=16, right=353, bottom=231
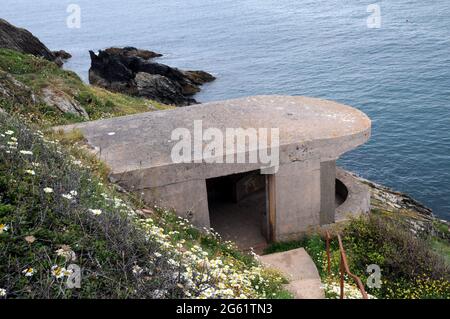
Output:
left=259, top=248, right=324, bottom=299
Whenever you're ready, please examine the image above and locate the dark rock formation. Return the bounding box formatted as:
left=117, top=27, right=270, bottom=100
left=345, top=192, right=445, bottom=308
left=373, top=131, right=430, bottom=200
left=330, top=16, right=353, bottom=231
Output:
left=0, top=19, right=69, bottom=66
left=88, top=48, right=215, bottom=106
left=0, top=19, right=55, bottom=61
left=52, top=50, right=72, bottom=60
left=134, top=72, right=196, bottom=105
left=104, top=47, right=162, bottom=60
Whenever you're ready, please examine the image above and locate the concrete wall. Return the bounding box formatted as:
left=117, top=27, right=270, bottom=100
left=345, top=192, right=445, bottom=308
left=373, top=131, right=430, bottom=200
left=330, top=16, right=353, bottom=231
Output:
left=273, top=160, right=321, bottom=241
left=141, top=179, right=210, bottom=229
left=233, top=172, right=265, bottom=202
left=320, top=160, right=336, bottom=225
left=139, top=159, right=335, bottom=241
left=335, top=168, right=370, bottom=222
left=141, top=160, right=339, bottom=242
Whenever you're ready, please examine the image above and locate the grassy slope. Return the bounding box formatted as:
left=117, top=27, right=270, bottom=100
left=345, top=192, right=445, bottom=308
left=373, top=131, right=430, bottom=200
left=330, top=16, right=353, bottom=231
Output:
left=0, top=50, right=290, bottom=298
left=0, top=114, right=174, bottom=298
left=0, top=49, right=170, bottom=127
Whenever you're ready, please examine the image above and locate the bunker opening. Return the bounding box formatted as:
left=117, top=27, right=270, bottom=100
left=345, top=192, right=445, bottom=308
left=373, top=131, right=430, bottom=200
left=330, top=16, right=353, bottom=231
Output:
left=206, top=170, right=270, bottom=251
left=335, top=178, right=349, bottom=208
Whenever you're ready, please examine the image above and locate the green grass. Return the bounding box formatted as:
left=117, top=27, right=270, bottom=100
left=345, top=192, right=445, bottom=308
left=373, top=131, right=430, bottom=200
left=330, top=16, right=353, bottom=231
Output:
left=434, top=220, right=450, bottom=236
left=430, top=238, right=450, bottom=265
left=0, top=48, right=171, bottom=128
left=264, top=239, right=305, bottom=255
left=0, top=49, right=51, bottom=74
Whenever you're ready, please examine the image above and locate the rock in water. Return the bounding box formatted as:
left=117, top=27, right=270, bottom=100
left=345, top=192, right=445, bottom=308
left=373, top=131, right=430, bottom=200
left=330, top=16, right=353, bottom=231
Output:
left=182, top=70, right=216, bottom=85
left=88, top=48, right=215, bottom=106
left=135, top=72, right=196, bottom=106
left=104, top=47, right=162, bottom=60
left=52, top=50, right=72, bottom=60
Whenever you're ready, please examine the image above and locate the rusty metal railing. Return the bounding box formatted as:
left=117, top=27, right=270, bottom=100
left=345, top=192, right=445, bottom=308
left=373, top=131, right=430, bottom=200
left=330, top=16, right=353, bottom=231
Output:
left=325, top=231, right=368, bottom=299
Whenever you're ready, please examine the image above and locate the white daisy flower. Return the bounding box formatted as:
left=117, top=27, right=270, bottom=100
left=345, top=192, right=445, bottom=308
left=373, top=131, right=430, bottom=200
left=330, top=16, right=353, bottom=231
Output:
left=0, top=288, right=6, bottom=297
left=22, top=267, right=35, bottom=277
left=19, top=150, right=33, bottom=155
left=5, top=130, right=14, bottom=135
left=25, top=170, right=35, bottom=176
left=51, top=265, right=66, bottom=279
left=43, top=187, right=53, bottom=193
left=89, top=209, right=102, bottom=216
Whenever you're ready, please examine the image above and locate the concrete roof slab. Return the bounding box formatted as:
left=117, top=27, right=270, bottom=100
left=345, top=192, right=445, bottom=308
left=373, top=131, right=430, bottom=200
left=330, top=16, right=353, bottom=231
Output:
left=58, top=96, right=371, bottom=186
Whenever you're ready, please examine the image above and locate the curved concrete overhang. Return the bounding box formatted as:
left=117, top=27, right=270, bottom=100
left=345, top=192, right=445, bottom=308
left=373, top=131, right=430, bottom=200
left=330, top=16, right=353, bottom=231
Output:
left=58, top=96, right=371, bottom=189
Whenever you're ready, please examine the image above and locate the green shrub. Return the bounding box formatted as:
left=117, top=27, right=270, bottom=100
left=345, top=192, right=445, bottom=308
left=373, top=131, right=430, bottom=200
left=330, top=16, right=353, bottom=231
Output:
left=343, top=215, right=450, bottom=298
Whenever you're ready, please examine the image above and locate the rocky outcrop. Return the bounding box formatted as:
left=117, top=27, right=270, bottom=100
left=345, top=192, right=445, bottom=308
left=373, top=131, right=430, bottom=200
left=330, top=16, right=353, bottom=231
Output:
left=363, top=177, right=433, bottom=217
left=41, top=87, right=89, bottom=119
left=0, top=19, right=55, bottom=61
left=0, top=70, right=88, bottom=119
left=349, top=171, right=449, bottom=239
left=0, top=19, right=70, bottom=66
left=0, top=70, right=37, bottom=105
left=134, top=72, right=196, bottom=105
left=88, top=48, right=215, bottom=106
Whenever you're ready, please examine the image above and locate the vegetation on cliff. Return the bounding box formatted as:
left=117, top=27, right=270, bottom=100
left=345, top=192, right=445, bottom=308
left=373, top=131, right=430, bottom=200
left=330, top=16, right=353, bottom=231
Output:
left=0, top=50, right=288, bottom=298
left=0, top=49, right=169, bottom=127
left=265, top=204, right=450, bottom=299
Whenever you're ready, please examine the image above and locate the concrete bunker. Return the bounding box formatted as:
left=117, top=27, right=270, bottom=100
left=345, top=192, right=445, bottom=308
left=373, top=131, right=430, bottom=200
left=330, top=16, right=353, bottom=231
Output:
left=60, top=95, right=372, bottom=244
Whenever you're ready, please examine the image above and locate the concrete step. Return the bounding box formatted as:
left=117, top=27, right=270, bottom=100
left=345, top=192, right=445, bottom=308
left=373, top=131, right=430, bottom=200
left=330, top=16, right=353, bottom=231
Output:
left=258, top=248, right=324, bottom=299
